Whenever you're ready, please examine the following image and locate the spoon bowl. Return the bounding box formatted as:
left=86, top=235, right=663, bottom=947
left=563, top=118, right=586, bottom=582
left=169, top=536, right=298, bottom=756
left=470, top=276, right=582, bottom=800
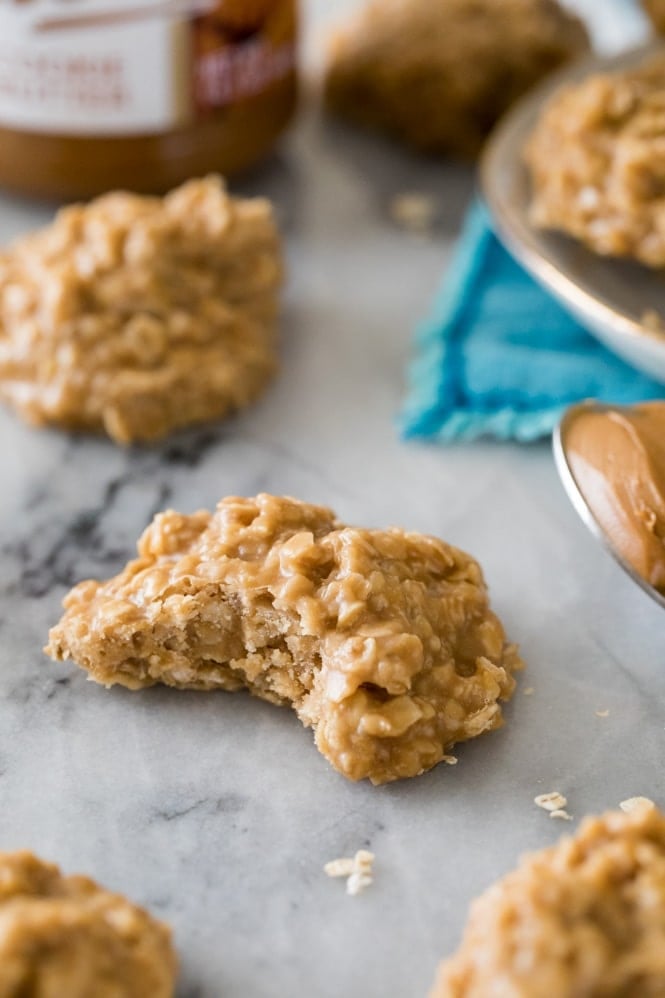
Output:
left=553, top=401, right=665, bottom=611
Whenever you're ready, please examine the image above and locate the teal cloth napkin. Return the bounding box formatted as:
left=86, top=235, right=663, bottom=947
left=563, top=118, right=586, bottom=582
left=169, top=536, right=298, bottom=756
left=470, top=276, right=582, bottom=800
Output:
left=400, top=200, right=665, bottom=443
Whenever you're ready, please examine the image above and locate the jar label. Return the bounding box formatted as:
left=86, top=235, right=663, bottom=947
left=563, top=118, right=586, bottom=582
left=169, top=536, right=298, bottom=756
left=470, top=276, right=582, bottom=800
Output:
left=0, top=1, right=296, bottom=136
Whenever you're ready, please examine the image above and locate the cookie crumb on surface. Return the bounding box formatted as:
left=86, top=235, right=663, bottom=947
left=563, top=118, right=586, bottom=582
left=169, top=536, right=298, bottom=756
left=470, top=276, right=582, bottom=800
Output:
left=595, top=709, right=610, bottom=717
left=324, top=850, right=375, bottom=896
left=550, top=808, right=574, bottom=821
left=523, top=686, right=535, bottom=695
left=441, top=755, right=458, bottom=765
left=389, top=193, right=437, bottom=234
left=535, top=791, right=568, bottom=812
left=323, top=858, right=355, bottom=878
left=642, top=309, right=665, bottom=332
left=620, top=796, right=655, bottom=814
left=347, top=871, right=373, bottom=897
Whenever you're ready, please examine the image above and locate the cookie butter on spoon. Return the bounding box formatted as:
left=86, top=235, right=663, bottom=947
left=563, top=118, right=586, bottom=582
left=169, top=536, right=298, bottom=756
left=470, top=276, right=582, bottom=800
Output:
left=554, top=401, right=665, bottom=605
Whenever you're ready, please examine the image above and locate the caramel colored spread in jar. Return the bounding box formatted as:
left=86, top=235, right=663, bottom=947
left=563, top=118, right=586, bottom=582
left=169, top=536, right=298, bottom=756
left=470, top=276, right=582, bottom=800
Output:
left=566, top=402, right=665, bottom=594
left=0, top=1, right=298, bottom=200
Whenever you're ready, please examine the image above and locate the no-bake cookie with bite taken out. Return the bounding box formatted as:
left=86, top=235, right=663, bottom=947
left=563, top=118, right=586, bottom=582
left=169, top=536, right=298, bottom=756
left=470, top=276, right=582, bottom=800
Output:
left=323, top=0, right=589, bottom=159
left=525, top=54, right=665, bottom=268
left=0, top=176, right=282, bottom=444
left=0, top=850, right=176, bottom=997
left=431, top=806, right=665, bottom=997
left=47, top=494, right=523, bottom=785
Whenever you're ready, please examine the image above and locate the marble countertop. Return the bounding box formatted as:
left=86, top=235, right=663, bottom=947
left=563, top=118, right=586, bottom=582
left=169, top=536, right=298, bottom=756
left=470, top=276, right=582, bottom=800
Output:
left=0, top=3, right=661, bottom=996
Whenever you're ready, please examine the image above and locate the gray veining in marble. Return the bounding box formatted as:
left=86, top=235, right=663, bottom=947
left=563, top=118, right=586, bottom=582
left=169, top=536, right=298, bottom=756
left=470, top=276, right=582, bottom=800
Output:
left=0, top=2, right=660, bottom=996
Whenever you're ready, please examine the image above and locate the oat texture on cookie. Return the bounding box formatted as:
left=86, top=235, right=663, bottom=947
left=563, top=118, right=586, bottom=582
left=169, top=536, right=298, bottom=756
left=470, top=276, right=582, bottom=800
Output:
left=46, top=494, right=523, bottom=785
left=431, top=807, right=665, bottom=997
left=0, top=176, right=282, bottom=443
left=324, top=0, right=589, bottom=158
left=525, top=55, right=665, bottom=268
left=0, top=851, right=177, bottom=997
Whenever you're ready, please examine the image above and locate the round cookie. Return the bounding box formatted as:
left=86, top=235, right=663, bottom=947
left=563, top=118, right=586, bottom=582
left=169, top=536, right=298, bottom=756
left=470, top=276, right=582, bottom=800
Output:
left=47, top=493, right=523, bottom=785
left=0, top=851, right=177, bottom=997
left=525, top=54, right=665, bottom=268
left=324, top=0, right=589, bottom=158
left=0, top=176, right=282, bottom=444
left=431, top=806, right=665, bottom=997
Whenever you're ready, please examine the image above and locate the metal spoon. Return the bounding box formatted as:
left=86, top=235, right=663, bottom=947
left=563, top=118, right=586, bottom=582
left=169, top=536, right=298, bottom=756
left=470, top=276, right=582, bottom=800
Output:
left=553, top=400, right=665, bottom=611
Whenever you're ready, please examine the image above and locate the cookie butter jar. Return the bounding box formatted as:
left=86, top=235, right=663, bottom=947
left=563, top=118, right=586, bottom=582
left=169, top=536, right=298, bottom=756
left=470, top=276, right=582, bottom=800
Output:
left=0, top=0, right=298, bottom=200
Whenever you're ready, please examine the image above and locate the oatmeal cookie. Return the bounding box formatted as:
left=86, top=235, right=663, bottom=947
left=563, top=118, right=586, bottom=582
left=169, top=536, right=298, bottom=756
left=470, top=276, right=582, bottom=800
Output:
left=643, top=0, right=665, bottom=33
left=0, top=851, right=176, bottom=997
left=323, top=0, right=589, bottom=158
left=525, top=55, right=665, bottom=267
left=431, top=807, right=665, bottom=997
left=46, top=494, right=522, bottom=785
left=0, top=176, right=282, bottom=444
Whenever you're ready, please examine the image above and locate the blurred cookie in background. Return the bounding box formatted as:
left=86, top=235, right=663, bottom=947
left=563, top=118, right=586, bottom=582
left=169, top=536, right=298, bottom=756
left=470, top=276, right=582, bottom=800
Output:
left=0, top=851, right=177, bottom=997
left=525, top=53, right=665, bottom=268
left=0, top=177, right=284, bottom=444
left=643, top=0, right=665, bottom=32
left=324, top=0, right=590, bottom=159
left=431, top=805, right=665, bottom=998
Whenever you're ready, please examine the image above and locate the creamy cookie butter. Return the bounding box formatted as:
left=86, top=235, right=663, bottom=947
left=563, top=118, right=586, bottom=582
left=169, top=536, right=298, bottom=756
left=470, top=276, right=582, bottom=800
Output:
left=565, top=402, right=665, bottom=594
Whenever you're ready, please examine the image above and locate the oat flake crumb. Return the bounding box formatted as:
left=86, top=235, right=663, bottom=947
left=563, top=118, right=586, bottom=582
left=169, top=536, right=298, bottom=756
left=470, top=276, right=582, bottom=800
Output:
left=550, top=808, right=574, bottom=821
left=642, top=309, right=665, bottom=332
left=442, top=755, right=458, bottom=765
left=323, top=858, right=355, bottom=878
left=390, top=193, right=437, bottom=233
left=347, top=872, right=373, bottom=897
left=620, top=797, right=656, bottom=814
left=595, top=709, right=610, bottom=718
left=324, top=850, right=375, bottom=896
left=523, top=687, right=535, bottom=696
left=535, top=792, right=568, bottom=812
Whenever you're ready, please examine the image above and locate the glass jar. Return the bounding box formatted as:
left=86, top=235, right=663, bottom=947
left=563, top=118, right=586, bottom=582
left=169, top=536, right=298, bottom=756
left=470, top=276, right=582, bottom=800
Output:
left=0, top=0, right=298, bottom=200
